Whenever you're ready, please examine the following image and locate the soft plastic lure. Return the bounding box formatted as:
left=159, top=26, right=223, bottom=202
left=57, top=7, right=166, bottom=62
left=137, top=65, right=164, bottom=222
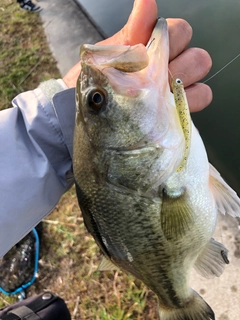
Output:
left=172, top=78, right=192, bottom=172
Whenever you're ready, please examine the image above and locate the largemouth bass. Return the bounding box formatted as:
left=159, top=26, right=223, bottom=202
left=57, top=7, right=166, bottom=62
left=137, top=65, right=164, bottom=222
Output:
left=73, top=18, right=240, bottom=320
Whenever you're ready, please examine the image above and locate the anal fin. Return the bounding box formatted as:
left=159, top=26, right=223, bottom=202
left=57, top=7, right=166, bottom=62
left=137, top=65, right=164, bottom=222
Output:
left=194, top=238, right=229, bottom=279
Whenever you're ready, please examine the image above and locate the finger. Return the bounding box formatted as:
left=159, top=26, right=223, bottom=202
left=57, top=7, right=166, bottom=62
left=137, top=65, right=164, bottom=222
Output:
left=167, top=18, right=193, bottom=61
left=63, top=62, right=81, bottom=88
left=185, top=83, right=213, bottom=112
left=98, top=0, right=158, bottom=46
left=169, top=47, right=212, bottom=87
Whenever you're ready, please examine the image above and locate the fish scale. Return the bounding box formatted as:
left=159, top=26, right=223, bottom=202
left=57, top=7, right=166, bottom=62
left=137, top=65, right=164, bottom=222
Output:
left=74, top=125, right=185, bottom=305
left=73, top=17, right=240, bottom=320
left=76, top=173, right=185, bottom=308
left=74, top=119, right=211, bottom=312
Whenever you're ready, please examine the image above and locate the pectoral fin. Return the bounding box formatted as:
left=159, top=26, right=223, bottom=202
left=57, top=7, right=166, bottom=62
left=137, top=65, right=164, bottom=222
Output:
left=194, top=238, right=229, bottom=279
left=98, top=256, right=119, bottom=271
left=161, top=190, right=194, bottom=240
left=209, top=164, right=240, bottom=217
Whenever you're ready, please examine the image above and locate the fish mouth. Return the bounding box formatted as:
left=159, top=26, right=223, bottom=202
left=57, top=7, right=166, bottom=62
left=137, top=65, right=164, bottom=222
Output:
left=80, top=18, right=169, bottom=78
left=145, top=18, right=169, bottom=84
left=146, top=17, right=169, bottom=55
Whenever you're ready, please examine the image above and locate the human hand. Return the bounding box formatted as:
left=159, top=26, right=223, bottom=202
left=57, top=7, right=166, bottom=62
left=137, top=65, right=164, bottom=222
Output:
left=63, top=0, right=212, bottom=112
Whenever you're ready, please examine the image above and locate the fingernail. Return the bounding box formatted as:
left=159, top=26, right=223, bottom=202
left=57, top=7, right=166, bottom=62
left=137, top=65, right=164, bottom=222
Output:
left=132, top=0, right=140, bottom=13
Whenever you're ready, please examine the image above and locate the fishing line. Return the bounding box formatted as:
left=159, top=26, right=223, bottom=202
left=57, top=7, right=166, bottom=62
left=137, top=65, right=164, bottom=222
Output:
left=168, top=68, right=174, bottom=83
left=168, top=69, right=187, bottom=89
left=203, top=53, right=240, bottom=84
left=168, top=53, right=240, bottom=87
left=146, top=37, right=155, bottom=49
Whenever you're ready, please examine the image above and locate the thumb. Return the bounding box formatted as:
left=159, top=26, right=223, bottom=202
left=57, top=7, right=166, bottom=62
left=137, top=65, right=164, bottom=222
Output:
left=98, top=0, right=158, bottom=46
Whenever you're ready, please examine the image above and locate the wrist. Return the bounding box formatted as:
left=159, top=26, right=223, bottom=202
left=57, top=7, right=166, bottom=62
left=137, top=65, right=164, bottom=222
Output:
left=38, top=79, right=68, bottom=102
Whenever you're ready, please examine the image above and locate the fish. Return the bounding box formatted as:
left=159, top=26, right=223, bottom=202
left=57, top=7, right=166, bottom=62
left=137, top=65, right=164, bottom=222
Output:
left=73, top=18, right=240, bottom=320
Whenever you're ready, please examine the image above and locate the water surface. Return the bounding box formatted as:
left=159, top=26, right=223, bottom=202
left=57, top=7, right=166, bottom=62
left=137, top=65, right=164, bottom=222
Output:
left=77, top=0, right=240, bottom=192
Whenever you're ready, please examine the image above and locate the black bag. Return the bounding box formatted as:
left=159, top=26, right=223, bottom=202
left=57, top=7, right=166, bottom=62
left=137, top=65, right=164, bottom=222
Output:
left=0, top=292, right=71, bottom=320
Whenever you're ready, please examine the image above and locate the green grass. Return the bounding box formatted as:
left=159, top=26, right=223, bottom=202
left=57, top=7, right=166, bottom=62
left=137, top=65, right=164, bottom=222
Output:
left=0, top=1, right=159, bottom=318
left=0, top=0, right=60, bottom=110
left=0, top=187, right=159, bottom=318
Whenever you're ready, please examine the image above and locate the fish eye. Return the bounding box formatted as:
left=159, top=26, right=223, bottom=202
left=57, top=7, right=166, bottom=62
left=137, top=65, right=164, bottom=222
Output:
left=175, top=78, right=182, bottom=85
left=86, top=87, right=107, bottom=112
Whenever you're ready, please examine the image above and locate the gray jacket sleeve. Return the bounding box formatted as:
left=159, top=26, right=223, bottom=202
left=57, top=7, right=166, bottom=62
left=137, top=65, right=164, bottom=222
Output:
left=0, top=80, right=76, bottom=257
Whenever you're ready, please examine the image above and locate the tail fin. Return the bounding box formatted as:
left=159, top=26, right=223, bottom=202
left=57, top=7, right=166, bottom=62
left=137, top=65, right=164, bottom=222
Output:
left=159, top=291, right=215, bottom=320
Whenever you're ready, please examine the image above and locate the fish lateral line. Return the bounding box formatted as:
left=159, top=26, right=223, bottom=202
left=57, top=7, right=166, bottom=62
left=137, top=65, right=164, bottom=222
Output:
left=171, top=77, right=192, bottom=172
